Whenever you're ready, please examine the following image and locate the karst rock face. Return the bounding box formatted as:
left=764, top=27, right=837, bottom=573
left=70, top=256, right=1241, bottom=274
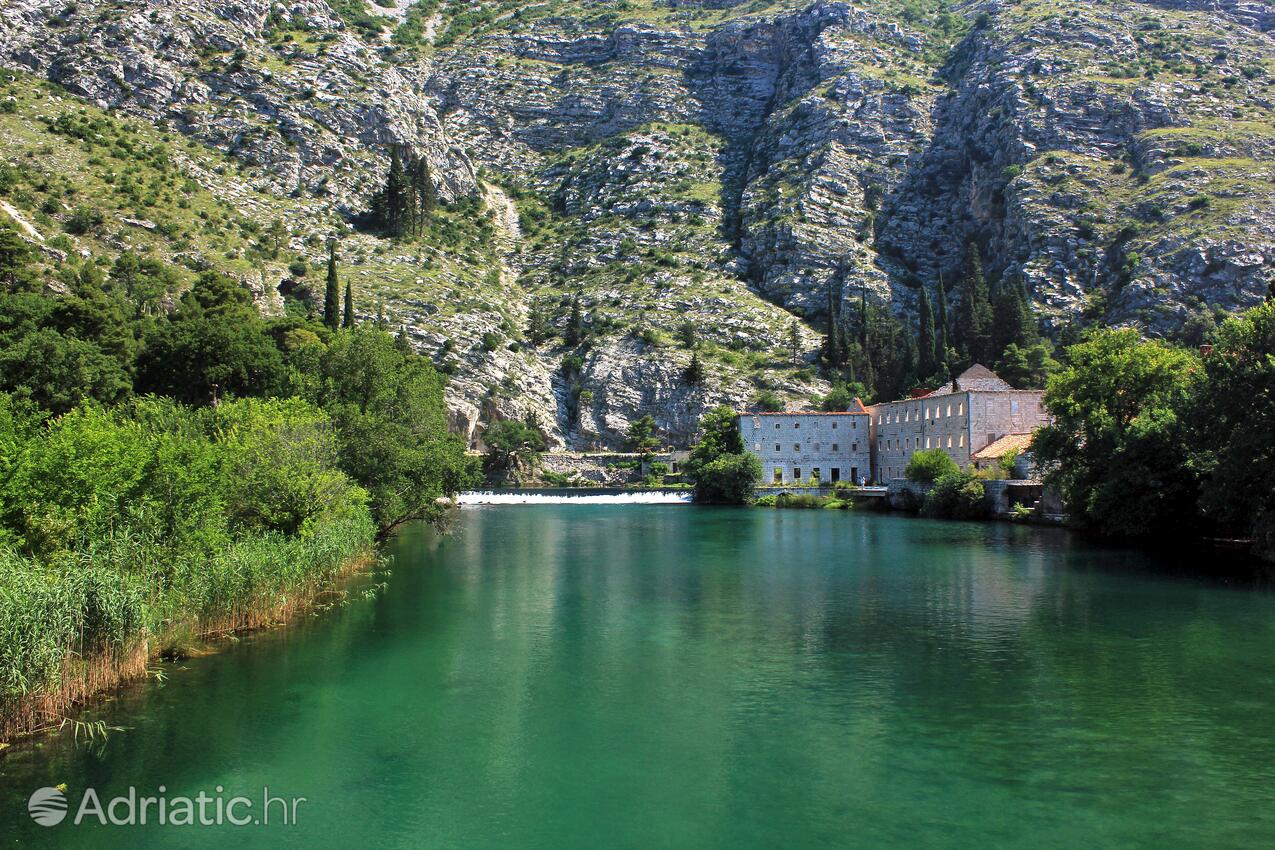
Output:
left=2, top=0, right=1271, bottom=446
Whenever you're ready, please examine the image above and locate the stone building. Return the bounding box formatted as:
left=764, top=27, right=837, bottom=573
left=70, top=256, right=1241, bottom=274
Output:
left=870, top=365, right=1050, bottom=482
left=738, top=403, right=873, bottom=486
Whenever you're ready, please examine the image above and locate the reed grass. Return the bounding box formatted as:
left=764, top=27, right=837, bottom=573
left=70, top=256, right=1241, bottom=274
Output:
left=0, top=519, right=374, bottom=741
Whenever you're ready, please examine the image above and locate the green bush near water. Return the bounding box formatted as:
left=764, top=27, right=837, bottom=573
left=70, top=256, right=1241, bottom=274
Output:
left=0, top=394, right=377, bottom=726
left=906, top=448, right=959, bottom=483
left=921, top=472, right=987, bottom=520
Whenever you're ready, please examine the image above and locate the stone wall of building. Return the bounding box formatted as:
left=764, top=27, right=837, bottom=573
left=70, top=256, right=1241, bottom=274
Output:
left=869, top=366, right=1050, bottom=482
left=740, top=411, right=872, bottom=486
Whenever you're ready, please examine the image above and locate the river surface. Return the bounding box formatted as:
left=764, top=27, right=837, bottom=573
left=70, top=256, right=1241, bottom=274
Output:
left=2, top=506, right=1274, bottom=848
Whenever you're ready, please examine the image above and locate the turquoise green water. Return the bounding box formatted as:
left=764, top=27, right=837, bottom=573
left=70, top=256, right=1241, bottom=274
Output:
left=3, top=506, right=1275, bottom=848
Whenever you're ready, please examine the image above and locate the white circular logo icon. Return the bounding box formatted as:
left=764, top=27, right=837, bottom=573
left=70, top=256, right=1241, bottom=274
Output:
left=28, top=787, right=68, bottom=827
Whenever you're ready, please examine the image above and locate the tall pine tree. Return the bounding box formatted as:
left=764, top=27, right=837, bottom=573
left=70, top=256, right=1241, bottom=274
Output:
left=412, top=155, right=436, bottom=237
left=953, top=242, right=993, bottom=365
left=343, top=279, right=355, bottom=329
left=935, top=272, right=951, bottom=369
left=918, top=287, right=937, bottom=379
left=991, top=273, right=1036, bottom=358
left=324, top=241, right=341, bottom=330
left=565, top=294, right=584, bottom=347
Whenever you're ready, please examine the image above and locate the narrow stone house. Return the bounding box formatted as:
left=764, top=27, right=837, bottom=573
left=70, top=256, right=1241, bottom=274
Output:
left=869, top=365, right=1050, bottom=482
left=738, top=403, right=873, bottom=486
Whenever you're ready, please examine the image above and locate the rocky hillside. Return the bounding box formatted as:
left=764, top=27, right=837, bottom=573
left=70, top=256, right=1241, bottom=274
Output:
left=1, top=0, right=1271, bottom=447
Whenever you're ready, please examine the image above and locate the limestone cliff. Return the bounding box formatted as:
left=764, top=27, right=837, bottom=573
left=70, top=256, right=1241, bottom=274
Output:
left=1, top=0, right=1271, bottom=446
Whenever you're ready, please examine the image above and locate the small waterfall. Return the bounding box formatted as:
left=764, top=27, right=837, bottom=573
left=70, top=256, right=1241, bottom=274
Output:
left=458, top=490, right=693, bottom=505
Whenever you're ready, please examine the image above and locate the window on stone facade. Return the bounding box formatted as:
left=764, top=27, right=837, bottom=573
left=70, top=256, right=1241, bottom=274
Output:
left=947, top=403, right=952, bottom=417
left=1011, top=399, right=1020, bottom=414
left=774, top=444, right=780, bottom=452
left=793, top=444, right=800, bottom=452
left=775, top=423, right=781, bottom=429
left=774, top=468, right=783, bottom=483
left=831, top=422, right=838, bottom=429
left=832, top=443, right=838, bottom=451
left=812, top=468, right=821, bottom=482
left=754, top=443, right=760, bottom=452
left=959, top=402, right=964, bottom=416
left=794, top=422, right=800, bottom=428
left=946, top=436, right=953, bottom=448
left=959, top=434, right=965, bottom=447
left=925, top=437, right=931, bottom=448
left=925, top=406, right=931, bottom=419
left=793, top=468, right=801, bottom=481
left=852, top=419, right=857, bottom=429
left=852, top=443, right=858, bottom=452
left=814, top=443, right=821, bottom=452
left=831, top=468, right=841, bottom=483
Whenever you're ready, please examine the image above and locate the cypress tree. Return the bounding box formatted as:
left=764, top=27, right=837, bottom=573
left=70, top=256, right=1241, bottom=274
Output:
left=685, top=350, right=706, bottom=386
left=565, top=294, right=584, bottom=347
left=954, top=242, right=993, bottom=365
left=918, top=287, right=937, bottom=379
left=323, top=241, right=341, bottom=330
left=385, top=147, right=409, bottom=237
left=786, top=321, right=802, bottom=365
left=343, top=279, right=355, bottom=328
left=935, top=272, right=951, bottom=368
left=822, top=283, right=843, bottom=368
left=992, top=274, right=1036, bottom=358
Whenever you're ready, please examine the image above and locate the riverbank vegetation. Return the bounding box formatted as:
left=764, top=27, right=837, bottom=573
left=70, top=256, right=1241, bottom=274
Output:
left=0, top=221, right=474, bottom=739
left=684, top=406, right=761, bottom=504
left=1035, top=299, right=1275, bottom=562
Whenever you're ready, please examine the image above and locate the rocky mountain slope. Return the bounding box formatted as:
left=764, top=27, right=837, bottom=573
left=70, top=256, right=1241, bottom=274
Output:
left=1, top=0, right=1271, bottom=447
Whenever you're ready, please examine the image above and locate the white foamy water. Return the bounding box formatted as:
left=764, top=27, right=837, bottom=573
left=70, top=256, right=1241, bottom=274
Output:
left=458, top=490, right=693, bottom=506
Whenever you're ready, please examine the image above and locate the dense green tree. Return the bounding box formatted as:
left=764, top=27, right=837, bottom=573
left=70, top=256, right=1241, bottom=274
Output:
left=625, top=414, right=660, bottom=453
left=1033, top=329, right=1200, bottom=539
left=483, top=419, right=546, bottom=476
left=109, top=251, right=177, bottom=318
left=135, top=272, right=287, bottom=405
left=526, top=300, right=554, bottom=346
left=991, top=274, right=1037, bottom=357
left=266, top=218, right=288, bottom=259
left=935, top=273, right=951, bottom=368
left=564, top=294, right=585, bottom=347
left=921, top=471, right=987, bottom=519
left=684, top=350, right=706, bottom=386
left=995, top=341, right=1060, bottom=389
left=819, top=383, right=865, bottom=412
left=953, top=242, right=993, bottom=365
left=318, top=325, right=475, bottom=535
left=1189, top=301, right=1275, bottom=561
left=918, top=287, right=938, bottom=379
left=786, top=321, right=802, bottom=365
left=324, top=242, right=341, bottom=330
left=0, top=328, right=132, bottom=414
left=0, top=221, right=39, bottom=292
left=342, top=279, right=355, bottom=329
left=905, top=448, right=959, bottom=483
left=684, top=405, right=759, bottom=504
